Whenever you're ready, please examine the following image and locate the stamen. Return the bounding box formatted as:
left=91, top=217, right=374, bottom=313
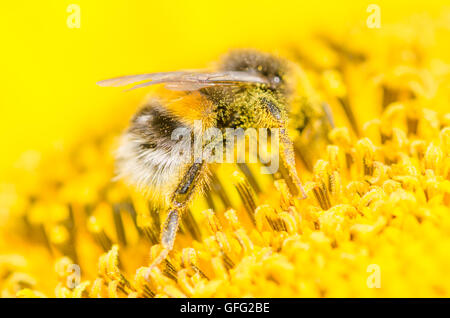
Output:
left=232, top=171, right=257, bottom=224
left=87, top=215, right=113, bottom=251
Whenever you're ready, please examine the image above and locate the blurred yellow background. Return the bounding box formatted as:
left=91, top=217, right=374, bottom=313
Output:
left=0, top=0, right=448, bottom=176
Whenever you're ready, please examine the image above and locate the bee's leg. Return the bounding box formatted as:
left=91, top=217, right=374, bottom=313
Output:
left=146, top=208, right=180, bottom=270
left=147, top=162, right=206, bottom=273
left=278, top=128, right=307, bottom=199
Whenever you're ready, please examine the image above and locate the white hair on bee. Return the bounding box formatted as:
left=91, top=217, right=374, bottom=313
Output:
left=115, top=100, right=204, bottom=208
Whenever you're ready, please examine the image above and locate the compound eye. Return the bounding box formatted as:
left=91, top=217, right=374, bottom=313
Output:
left=268, top=76, right=281, bottom=89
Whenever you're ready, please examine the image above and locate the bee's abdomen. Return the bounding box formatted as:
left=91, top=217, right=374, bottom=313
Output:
left=129, top=104, right=183, bottom=145
left=116, top=100, right=193, bottom=206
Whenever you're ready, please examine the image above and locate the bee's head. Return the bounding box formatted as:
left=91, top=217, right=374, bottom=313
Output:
left=220, top=50, right=292, bottom=128
left=220, top=49, right=291, bottom=95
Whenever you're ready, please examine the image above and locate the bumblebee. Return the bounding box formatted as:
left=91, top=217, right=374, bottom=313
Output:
left=98, top=50, right=327, bottom=268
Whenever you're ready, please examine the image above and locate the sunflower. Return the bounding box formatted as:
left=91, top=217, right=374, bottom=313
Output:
left=1, top=10, right=450, bottom=298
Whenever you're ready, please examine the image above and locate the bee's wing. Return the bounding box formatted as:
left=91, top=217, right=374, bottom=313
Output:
left=97, top=71, right=269, bottom=91
left=96, top=72, right=189, bottom=87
